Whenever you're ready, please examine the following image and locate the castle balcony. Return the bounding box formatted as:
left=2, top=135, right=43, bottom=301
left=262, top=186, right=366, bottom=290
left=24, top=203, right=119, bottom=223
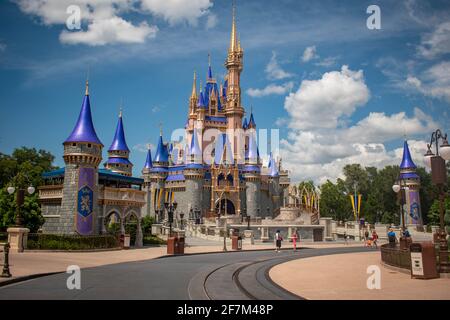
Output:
left=98, top=186, right=146, bottom=206
left=38, top=185, right=63, bottom=203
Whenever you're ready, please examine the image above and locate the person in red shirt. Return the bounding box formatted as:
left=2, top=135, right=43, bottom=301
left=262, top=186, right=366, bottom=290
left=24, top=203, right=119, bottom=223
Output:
left=372, top=230, right=379, bottom=249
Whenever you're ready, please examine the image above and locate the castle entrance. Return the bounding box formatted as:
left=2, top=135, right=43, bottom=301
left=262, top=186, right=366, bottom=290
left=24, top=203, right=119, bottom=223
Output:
left=216, top=198, right=236, bottom=215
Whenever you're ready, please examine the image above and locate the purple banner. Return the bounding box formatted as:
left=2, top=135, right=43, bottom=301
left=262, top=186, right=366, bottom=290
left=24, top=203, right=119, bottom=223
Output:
left=408, top=191, right=421, bottom=225
left=76, top=167, right=94, bottom=235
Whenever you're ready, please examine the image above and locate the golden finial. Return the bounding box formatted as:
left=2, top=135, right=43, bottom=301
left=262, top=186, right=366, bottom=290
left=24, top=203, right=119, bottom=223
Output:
left=85, top=66, right=90, bottom=95
left=191, top=71, right=197, bottom=98
left=159, top=122, right=163, bottom=136
left=208, top=52, right=211, bottom=66
left=119, top=98, right=123, bottom=117
left=230, top=0, right=237, bottom=52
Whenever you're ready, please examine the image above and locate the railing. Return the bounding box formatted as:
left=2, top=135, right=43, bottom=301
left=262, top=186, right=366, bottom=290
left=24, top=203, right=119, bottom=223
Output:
left=380, top=243, right=411, bottom=270
left=38, top=185, right=63, bottom=199
left=99, top=187, right=145, bottom=203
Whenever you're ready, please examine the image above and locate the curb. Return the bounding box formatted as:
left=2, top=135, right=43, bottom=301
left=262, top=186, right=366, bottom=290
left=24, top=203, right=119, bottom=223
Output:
left=0, top=272, right=63, bottom=288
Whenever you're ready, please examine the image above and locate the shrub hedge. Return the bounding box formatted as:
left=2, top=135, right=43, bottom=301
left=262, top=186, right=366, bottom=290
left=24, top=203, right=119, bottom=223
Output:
left=27, top=234, right=119, bottom=250
left=143, top=234, right=166, bottom=246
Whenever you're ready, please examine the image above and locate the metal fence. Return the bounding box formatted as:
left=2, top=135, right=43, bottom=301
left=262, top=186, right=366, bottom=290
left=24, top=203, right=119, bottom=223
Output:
left=380, top=243, right=411, bottom=269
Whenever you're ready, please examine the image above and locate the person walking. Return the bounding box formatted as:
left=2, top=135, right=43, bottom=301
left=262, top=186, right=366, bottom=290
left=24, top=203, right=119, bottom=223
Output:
left=291, top=229, right=299, bottom=251
left=344, top=231, right=348, bottom=245
left=387, top=228, right=397, bottom=248
left=372, top=230, right=379, bottom=249
left=275, top=230, right=283, bottom=252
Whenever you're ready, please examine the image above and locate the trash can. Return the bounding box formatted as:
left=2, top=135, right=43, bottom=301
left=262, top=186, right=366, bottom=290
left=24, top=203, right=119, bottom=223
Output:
left=123, top=234, right=131, bottom=249
left=231, top=235, right=242, bottom=251
left=177, top=237, right=185, bottom=255
left=410, top=242, right=439, bottom=279
left=167, top=236, right=177, bottom=255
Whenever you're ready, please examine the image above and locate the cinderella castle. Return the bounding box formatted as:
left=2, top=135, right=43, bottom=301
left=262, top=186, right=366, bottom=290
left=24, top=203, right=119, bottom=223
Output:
left=38, top=5, right=291, bottom=240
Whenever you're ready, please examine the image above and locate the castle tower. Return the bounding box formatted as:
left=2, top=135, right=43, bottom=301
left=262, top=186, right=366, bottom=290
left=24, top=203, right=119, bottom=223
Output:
left=225, top=4, right=245, bottom=160
left=184, top=128, right=205, bottom=214
left=399, top=140, right=423, bottom=228
left=61, top=80, right=103, bottom=235
left=267, top=152, right=280, bottom=218
left=150, top=130, right=169, bottom=219
left=141, top=147, right=153, bottom=218
left=244, top=130, right=261, bottom=217
left=104, top=110, right=133, bottom=176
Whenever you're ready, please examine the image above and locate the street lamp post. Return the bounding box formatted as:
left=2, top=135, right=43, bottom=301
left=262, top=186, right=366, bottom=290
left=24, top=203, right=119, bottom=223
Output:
left=179, top=213, right=184, bottom=231
left=164, top=201, right=178, bottom=238
left=392, top=178, right=408, bottom=247
left=424, top=129, right=450, bottom=273
left=7, top=185, right=35, bottom=227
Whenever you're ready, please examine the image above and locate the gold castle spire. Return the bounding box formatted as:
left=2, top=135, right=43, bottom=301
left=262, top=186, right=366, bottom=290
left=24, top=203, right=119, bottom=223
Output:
left=85, top=80, right=89, bottom=96
left=191, top=71, right=197, bottom=98
left=229, top=1, right=238, bottom=52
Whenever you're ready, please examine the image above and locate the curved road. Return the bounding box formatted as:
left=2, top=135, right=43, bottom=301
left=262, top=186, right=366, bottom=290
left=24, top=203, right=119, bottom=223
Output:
left=0, top=246, right=370, bottom=300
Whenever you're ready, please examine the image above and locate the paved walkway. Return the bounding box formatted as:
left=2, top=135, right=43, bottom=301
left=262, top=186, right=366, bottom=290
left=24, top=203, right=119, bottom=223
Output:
left=1, top=240, right=364, bottom=284
left=269, top=251, right=450, bottom=300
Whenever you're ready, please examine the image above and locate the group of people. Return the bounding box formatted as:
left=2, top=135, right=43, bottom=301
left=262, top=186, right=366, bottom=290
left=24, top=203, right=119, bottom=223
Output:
left=274, top=229, right=299, bottom=252
left=363, top=229, right=379, bottom=248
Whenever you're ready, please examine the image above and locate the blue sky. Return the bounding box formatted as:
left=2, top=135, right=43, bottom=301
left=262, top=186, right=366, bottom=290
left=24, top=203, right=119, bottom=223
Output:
left=0, top=0, right=449, bottom=183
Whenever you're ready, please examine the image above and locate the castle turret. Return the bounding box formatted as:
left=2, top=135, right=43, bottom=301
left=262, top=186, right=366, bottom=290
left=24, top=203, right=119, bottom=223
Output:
left=244, top=131, right=261, bottom=217
left=142, top=147, right=153, bottom=218
left=105, top=110, right=133, bottom=176
left=399, top=140, right=422, bottom=228
left=60, top=80, right=103, bottom=235
left=150, top=130, right=169, bottom=218
left=184, top=128, right=205, bottom=214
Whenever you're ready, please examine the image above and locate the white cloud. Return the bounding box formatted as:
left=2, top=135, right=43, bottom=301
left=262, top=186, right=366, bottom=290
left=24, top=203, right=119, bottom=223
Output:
left=205, top=13, right=218, bottom=29
left=302, top=46, right=318, bottom=62
left=265, top=51, right=294, bottom=80
left=140, top=0, right=213, bottom=26
left=284, top=65, right=370, bottom=130
left=422, top=61, right=450, bottom=102
left=418, top=21, right=450, bottom=59
left=279, top=65, right=436, bottom=184
left=315, top=56, right=339, bottom=67
left=133, top=143, right=154, bottom=153
left=60, top=17, right=157, bottom=46
left=247, top=82, right=294, bottom=98
left=14, top=0, right=213, bottom=45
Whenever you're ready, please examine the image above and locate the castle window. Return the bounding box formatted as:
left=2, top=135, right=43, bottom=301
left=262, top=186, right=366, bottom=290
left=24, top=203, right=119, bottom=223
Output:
left=88, top=144, right=92, bottom=148
left=72, top=143, right=76, bottom=147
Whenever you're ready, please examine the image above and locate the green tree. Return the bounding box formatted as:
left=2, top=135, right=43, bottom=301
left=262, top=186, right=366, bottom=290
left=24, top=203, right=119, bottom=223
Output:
left=0, top=147, right=56, bottom=232
left=319, top=179, right=352, bottom=221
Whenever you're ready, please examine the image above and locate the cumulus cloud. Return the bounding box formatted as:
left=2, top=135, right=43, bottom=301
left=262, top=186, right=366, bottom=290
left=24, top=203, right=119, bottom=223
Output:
left=14, top=0, right=214, bottom=45
left=247, top=82, right=294, bottom=98
left=133, top=143, right=154, bottom=153
left=265, top=52, right=294, bottom=80
left=205, top=13, right=218, bottom=29
left=279, top=65, right=436, bottom=184
left=418, top=21, right=450, bottom=59
left=60, top=17, right=157, bottom=46
left=284, top=65, right=370, bottom=130
left=140, top=0, right=212, bottom=26
left=302, top=46, right=318, bottom=62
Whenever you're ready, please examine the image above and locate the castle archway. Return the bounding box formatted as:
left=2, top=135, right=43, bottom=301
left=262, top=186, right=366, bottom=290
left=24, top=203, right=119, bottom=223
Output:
left=215, top=198, right=236, bottom=215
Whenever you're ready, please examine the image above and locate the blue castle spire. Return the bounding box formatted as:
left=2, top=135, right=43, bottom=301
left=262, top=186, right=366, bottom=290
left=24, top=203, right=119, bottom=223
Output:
left=248, top=110, right=256, bottom=129
left=65, top=80, right=102, bottom=146
left=108, top=110, right=129, bottom=152
left=400, top=140, right=417, bottom=170
left=154, top=134, right=169, bottom=163
left=242, top=117, right=248, bottom=130
left=144, top=148, right=153, bottom=169
left=268, top=153, right=279, bottom=177
left=246, top=132, right=258, bottom=164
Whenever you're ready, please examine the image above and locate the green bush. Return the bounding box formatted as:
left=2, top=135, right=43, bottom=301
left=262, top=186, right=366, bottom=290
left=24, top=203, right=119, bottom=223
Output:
left=143, top=234, right=166, bottom=246
left=27, top=234, right=119, bottom=250
left=141, top=216, right=155, bottom=234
